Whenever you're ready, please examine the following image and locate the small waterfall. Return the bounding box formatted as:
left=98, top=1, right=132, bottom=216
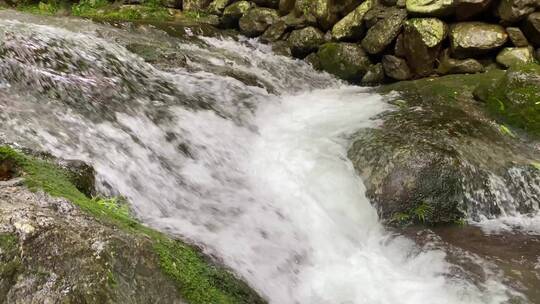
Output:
left=0, top=10, right=531, bottom=303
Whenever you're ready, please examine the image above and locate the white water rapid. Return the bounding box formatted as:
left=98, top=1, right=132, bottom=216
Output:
left=0, top=11, right=527, bottom=303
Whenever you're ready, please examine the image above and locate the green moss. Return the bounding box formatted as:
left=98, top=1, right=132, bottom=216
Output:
left=18, top=0, right=68, bottom=15
left=0, top=233, right=21, bottom=292
left=485, top=63, right=540, bottom=136
left=72, top=0, right=173, bottom=22
left=0, top=146, right=265, bottom=304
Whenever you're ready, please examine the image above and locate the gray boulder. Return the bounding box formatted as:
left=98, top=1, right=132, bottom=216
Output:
left=222, top=1, right=254, bottom=28
left=496, top=47, right=535, bottom=68
left=331, top=0, right=375, bottom=41
left=183, top=0, right=211, bottom=11
left=406, top=0, right=455, bottom=16
left=403, top=18, right=448, bottom=76
left=507, top=27, right=529, bottom=47
left=261, top=20, right=288, bottom=42
left=437, top=49, right=485, bottom=74
left=497, top=0, right=537, bottom=23
left=361, top=63, right=385, bottom=84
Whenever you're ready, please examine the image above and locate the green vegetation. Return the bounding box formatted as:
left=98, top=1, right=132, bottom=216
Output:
left=390, top=202, right=437, bottom=225
left=0, top=233, right=21, bottom=293
left=72, top=0, right=173, bottom=21
left=0, top=146, right=264, bottom=304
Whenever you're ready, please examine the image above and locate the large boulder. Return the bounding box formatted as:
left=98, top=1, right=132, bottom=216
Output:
left=497, top=0, right=537, bottom=23
left=522, top=12, right=540, bottom=47
left=437, top=49, right=485, bottom=74
left=496, top=47, right=535, bottom=68
left=449, top=22, right=508, bottom=59
left=350, top=71, right=540, bottom=225
left=455, top=0, right=493, bottom=20
left=403, top=18, right=448, bottom=76
left=382, top=55, right=412, bottom=80
left=239, top=7, right=280, bottom=37
left=479, top=63, right=540, bottom=136
left=507, top=27, right=529, bottom=47
left=316, top=42, right=372, bottom=82
left=287, top=26, right=326, bottom=58
left=361, top=63, right=385, bottom=84
left=221, top=1, right=254, bottom=28
left=361, top=8, right=407, bottom=54
left=363, top=5, right=390, bottom=28
left=183, top=0, right=211, bottom=11
left=406, top=0, right=455, bottom=16
left=294, top=0, right=338, bottom=30
left=331, top=0, right=375, bottom=41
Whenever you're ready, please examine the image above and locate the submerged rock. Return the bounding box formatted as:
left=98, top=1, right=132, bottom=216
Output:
left=361, top=7, right=407, bottom=54
left=402, top=18, right=447, bottom=76
left=239, top=7, right=280, bottom=37
left=317, top=42, right=372, bottom=82
left=449, top=22, right=508, bottom=58
left=331, top=0, right=374, bottom=41
left=287, top=26, right=326, bottom=58
left=496, top=47, right=534, bottom=68
left=382, top=55, right=412, bottom=80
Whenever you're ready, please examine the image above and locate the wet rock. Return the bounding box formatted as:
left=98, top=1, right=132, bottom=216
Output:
left=221, top=1, right=253, bottom=28
left=294, top=0, right=338, bottom=30
left=317, top=42, right=372, bottom=82
left=61, top=160, right=96, bottom=197
left=437, top=49, right=485, bottom=74
left=406, top=0, right=455, bottom=16
left=536, top=48, right=540, bottom=61
left=162, top=0, right=182, bottom=9
left=287, top=26, right=326, bottom=58
left=497, top=0, right=537, bottom=23
left=271, top=40, right=293, bottom=56
left=361, top=8, right=407, bottom=54
left=361, top=63, right=385, bottom=84
left=261, top=20, right=288, bottom=42
left=239, top=7, right=280, bottom=37
left=403, top=18, right=448, bottom=76
left=522, top=12, right=540, bottom=47
left=183, top=0, right=211, bottom=11
left=207, top=0, right=232, bottom=15
left=304, top=52, right=322, bottom=70
left=507, top=27, right=529, bottom=47
left=279, top=0, right=295, bottom=14
left=455, top=0, right=493, bottom=20
left=331, top=0, right=374, bottom=41
left=450, top=22, right=508, bottom=59
left=496, top=47, right=534, bottom=68
left=482, top=63, right=540, bottom=135
left=382, top=55, right=412, bottom=80
left=350, top=71, right=539, bottom=224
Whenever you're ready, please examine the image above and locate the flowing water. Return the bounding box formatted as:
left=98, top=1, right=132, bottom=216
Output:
left=0, top=10, right=537, bottom=303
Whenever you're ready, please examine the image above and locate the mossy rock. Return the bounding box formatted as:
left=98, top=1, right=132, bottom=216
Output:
left=496, top=47, right=535, bottom=68
left=294, top=0, right=337, bottom=30
left=221, top=0, right=253, bottom=28
left=207, top=0, right=232, bottom=15
left=403, top=18, right=447, bottom=76
left=316, top=42, right=372, bottom=82
left=506, top=27, right=529, bottom=47
left=287, top=26, right=325, bottom=58
left=331, top=0, right=374, bottom=41
left=382, top=55, right=412, bottom=80
left=406, top=0, right=455, bottom=16
left=437, top=49, right=485, bottom=75
left=483, top=63, right=540, bottom=136
left=449, top=22, right=508, bottom=59
left=361, top=7, right=407, bottom=54
left=238, top=7, right=279, bottom=37
left=183, top=0, right=211, bottom=11
left=0, top=146, right=266, bottom=304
